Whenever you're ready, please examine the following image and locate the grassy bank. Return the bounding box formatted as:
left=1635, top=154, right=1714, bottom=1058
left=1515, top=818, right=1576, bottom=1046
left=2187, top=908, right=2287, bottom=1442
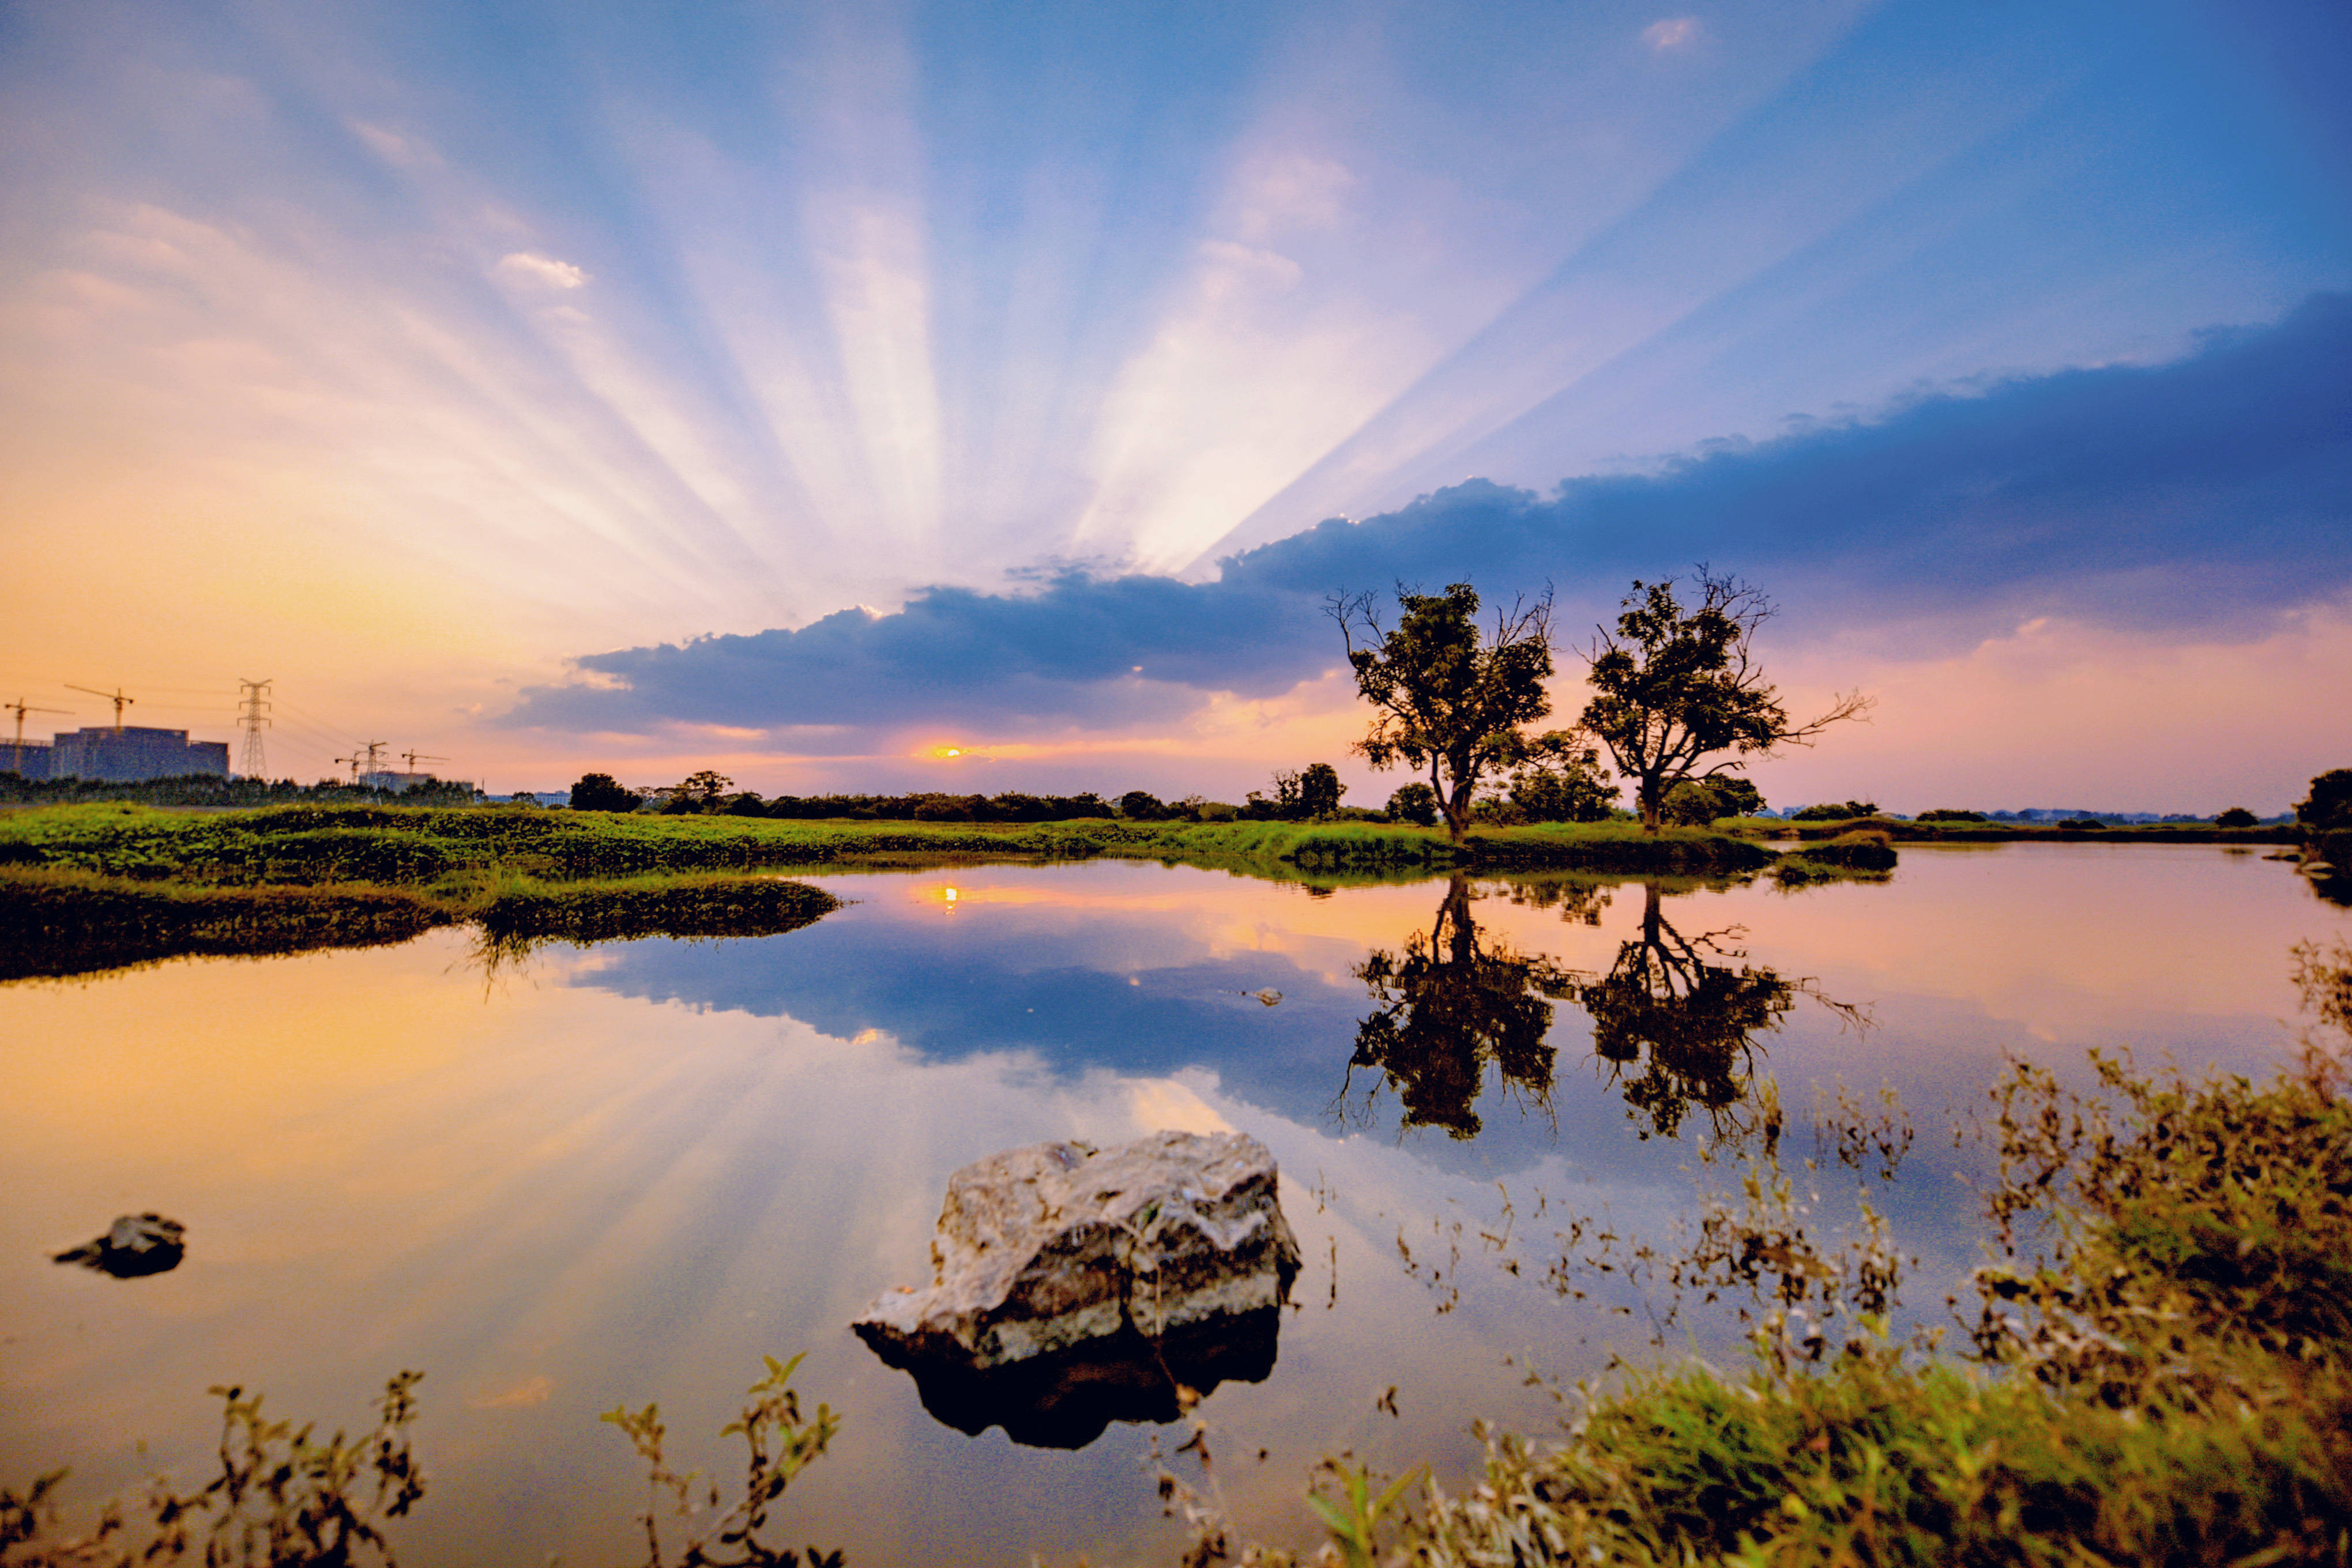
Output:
left=1229, top=943, right=2352, bottom=1568
left=1731, top=813, right=2298, bottom=845
left=0, top=803, right=1794, bottom=979
left=0, top=866, right=455, bottom=982
left=0, top=801, right=1779, bottom=880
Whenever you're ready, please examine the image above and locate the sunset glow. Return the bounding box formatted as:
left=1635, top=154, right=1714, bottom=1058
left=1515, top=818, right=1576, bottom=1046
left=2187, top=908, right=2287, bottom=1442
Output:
left=1, top=1, right=2343, bottom=810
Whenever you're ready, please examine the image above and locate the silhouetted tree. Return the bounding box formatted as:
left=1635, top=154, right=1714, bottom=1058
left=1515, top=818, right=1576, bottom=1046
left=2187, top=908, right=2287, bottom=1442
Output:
left=1386, top=782, right=1439, bottom=827
left=1793, top=799, right=1879, bottom=821
left=1508, top=731, right=1620, bottom=823
left=1330, top=582, right=1557, bottom=842
left=569, top=772, right=642, bottom=813
left=1342, top=877, right=1574, bottom=1139
left=1581, top=571, right=1869, bottom=832
left=2297, top=770, right=2352, bottom=831
left=1119, top=789, right=1169, bottom=820
left=1299, top=763, right=1347, bottom=819
left=2216, top=807, right=2259, bottom=829
left=1662, top=777, right=1764, bottom=826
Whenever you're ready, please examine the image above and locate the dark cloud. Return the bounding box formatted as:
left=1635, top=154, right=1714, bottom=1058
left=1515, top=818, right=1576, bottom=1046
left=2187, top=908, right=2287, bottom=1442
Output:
left=505, top=293, right=2351, bottom=739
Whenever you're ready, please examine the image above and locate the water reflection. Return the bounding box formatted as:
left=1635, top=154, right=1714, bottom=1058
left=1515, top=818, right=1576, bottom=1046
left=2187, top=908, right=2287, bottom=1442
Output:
left=1343, top=877, right=1858, bottom=1146
left=1578, top=881, right=1855, bottom=1144
left=867, top=1309, right=1282, bottom=1450
left=1342, top=877, right=1574, bottom=1139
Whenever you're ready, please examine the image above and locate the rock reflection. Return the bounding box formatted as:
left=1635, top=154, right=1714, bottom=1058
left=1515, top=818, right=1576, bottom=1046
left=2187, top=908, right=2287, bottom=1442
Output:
left=870, top=1309, right=1281, bottom=1449
left=1344, top=877, right=1858, bottom=1145
left=1342, top=876, right=1576, bottom=1139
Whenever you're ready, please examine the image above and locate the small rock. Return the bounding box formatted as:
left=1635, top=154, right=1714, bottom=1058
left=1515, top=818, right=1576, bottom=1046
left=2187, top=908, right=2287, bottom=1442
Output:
left=54, top=1213, right=185, bottom=1278
left=855, top=1130, right=1300, bottom=1443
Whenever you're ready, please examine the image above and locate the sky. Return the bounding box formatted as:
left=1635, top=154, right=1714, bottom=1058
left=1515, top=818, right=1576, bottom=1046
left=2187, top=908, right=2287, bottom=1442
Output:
left=2, top=0, right=2346, bottom=810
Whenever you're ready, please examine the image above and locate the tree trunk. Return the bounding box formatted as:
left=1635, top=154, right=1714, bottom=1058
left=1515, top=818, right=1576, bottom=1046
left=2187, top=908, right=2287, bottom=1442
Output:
left=1639, top=778, right=1662, bottom=833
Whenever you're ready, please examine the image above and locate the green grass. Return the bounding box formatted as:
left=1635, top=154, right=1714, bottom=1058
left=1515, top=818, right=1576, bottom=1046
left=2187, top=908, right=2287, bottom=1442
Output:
left=0, top=866, right=456, bottom=981
left=1247, top=954, right=2352, bottom=1568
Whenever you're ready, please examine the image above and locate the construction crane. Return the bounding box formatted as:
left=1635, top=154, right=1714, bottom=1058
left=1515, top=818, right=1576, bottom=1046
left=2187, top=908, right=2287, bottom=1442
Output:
left=64, top=684, right=134, bottom=733
left=332, top=740, right=391, bottom=785
left=6, top=698, right=70, bottom=774
left=399, top=749, right=447, bottom=775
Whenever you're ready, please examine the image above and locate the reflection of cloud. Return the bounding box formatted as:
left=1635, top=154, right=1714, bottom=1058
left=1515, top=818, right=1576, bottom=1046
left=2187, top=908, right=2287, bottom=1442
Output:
left=467, top=1374, right=554, bottom=1408
left=495, top=251, right=590, bottom=289
left=1643, top=18, right=1702, bottom=51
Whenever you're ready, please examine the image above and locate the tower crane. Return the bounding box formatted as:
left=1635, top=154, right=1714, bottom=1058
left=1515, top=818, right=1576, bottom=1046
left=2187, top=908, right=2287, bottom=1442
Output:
left=64, top=684, right=134, bottom=733
left=5, top=699, right=70, bottom=774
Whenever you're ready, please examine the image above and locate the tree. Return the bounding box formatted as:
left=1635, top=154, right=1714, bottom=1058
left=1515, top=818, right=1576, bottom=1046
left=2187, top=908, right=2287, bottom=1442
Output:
left=570, top=772, right=642, bottom=813
left=1331, top=582, right=1557, bottom=843
left=1581, top=571, right=1871, bottom=832
left=1386, top=782, right=1439, bottom=827
left=1793, top=799, right=1879, bottom=822
left=679, top=770, right=733, bottom=809
left=1663, top=777, right=1764, bottom=825
left=2215, top=806, right=2259, bottom=830
left=2295, top=770, right=2352, bottom=831
left=1507, top=730, right=1619, bottom=823
left=1119, top=789, right=1169, bottom=820
left=1298, top=763, right=1347, bottom=819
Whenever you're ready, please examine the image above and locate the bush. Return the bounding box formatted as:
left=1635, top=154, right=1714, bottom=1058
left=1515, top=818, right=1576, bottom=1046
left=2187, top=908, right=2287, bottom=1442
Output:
left=570, top=772, right=642, bottom=813
left=1798, top=828, right=1898, bottom=869
left=1918, top=808, right=1988, bottom=822
left=2295, top=769, right=2352, bottom=831
left=1793, top=799, right=1877, bottom=821
left=2216, top=806, right=2259, bottom=829
left=1386, top=783, right=1439, bottom=827
left=1118, top=790, right=1169, bottom=821
left=2057, top=816, right=2108, bottom=830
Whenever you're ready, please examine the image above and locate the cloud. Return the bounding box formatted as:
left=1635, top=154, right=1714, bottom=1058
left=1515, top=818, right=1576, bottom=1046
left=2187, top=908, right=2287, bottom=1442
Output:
left=1642, top=18, right=1702, bottom=51
left=494, top=251, right=590, bottom=290
left=504, top=293, right=2352, bottom=745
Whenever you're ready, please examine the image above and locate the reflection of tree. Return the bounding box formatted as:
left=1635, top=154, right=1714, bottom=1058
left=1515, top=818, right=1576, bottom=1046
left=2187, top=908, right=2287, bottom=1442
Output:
left=1575, top=881, right=1856, bottom=1144
left=1342, top=877, right=1575, bottom=1139
left=1344, top=876, right=1860, bottom=1147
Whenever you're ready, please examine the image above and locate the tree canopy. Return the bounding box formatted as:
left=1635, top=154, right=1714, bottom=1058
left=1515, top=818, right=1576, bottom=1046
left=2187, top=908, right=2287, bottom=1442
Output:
left=1580, top=571, right=1870, bottom=832
left=1331, top=582, right=1560, bottom=842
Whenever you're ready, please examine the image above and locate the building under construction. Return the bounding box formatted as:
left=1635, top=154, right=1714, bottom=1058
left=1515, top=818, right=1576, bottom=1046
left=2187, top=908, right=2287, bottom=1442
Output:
left=33, top=726, right=231, bottom=783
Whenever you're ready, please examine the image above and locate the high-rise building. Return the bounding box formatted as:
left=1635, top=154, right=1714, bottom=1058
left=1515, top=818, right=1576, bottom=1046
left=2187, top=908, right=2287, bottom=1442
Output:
left=47, top=726, right=229, bottom=782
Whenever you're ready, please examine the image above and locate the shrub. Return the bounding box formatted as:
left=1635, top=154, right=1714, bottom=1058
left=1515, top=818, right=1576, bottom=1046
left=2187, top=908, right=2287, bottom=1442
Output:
left=569, top=772, right=642, bottom=813
left=1792, top=799, right=1877, bottom=821
left=1118, top=790, right=1169, bottom=821
left=2296, top=768, right=2352, bottom=831
left=2216, top=806, right=2259, bottom=828
left=1917, top=807, right=1988, bottom=822
left=1798, top=828, right=1898, bottom=870
left=1386, top=783, right=1439, bottom=827
left=2057, top=816, right=2107, bottom=830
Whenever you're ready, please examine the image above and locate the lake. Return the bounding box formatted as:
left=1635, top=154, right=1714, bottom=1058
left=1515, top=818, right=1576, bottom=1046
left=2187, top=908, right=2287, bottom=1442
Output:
left=3, top=843, right=2343, bottom=1565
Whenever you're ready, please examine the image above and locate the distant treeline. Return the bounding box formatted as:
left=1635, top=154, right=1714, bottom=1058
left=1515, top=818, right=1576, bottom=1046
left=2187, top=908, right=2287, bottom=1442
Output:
left=0, top=771, right=478, bottom=808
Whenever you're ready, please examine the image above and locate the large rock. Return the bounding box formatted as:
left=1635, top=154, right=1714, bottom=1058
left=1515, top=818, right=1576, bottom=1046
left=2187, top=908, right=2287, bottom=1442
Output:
left=854, top=1130, right=1300, bottom=1443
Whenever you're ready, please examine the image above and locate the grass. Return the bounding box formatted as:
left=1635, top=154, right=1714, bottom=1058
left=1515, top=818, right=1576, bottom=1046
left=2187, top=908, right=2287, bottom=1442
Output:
left=0, top=804, right=1808, bottom=979
left=1229, top=941, right=2352, bottom=1567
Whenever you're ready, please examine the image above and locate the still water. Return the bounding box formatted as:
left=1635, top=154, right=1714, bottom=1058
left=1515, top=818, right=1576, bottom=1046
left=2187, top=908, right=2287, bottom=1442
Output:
left=3, top=845, right=2342, bottom=1564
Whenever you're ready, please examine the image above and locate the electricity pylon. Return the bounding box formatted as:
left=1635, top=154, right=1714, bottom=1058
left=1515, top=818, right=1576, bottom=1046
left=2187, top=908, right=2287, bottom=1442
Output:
left=65, top=684, right=134, bottom=732
left=236, top=679, right=272, bottom=778
left=5, top=698, right=70, bottom=774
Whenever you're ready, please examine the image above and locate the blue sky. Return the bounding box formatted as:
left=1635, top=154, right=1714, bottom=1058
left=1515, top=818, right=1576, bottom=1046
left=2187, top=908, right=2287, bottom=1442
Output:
left=2, top=0, right=2346, bottom=806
